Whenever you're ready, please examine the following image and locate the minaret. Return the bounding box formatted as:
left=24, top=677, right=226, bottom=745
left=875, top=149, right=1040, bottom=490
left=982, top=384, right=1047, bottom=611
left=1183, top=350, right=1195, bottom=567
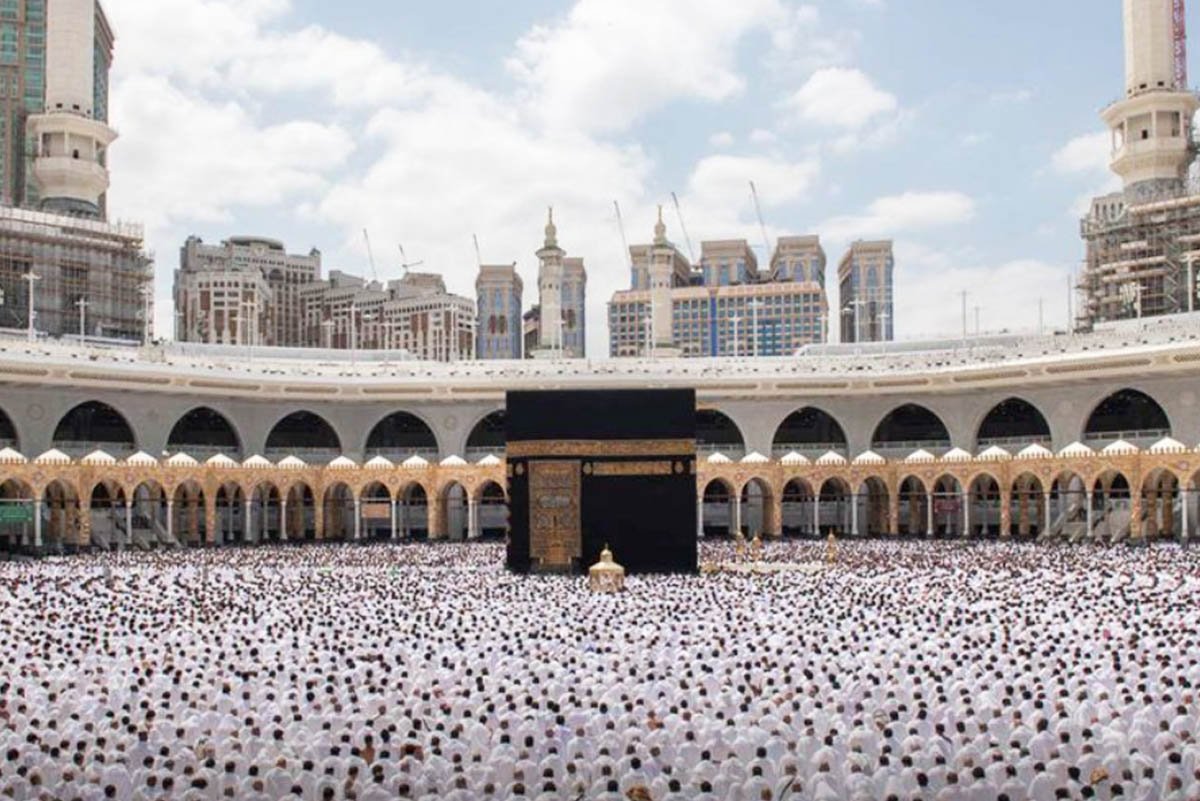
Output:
left=535, top=207, right=565, bottom=356
left=1102, top=0, right=1199, bottom=201
left=28, top=0, right=117, bottom=218
left=648, top=206, right=675, bottom=349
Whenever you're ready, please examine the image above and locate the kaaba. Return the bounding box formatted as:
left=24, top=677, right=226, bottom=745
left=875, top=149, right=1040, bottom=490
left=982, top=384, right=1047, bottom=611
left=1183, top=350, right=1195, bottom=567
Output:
left=506, top=389, right=698, bottom=575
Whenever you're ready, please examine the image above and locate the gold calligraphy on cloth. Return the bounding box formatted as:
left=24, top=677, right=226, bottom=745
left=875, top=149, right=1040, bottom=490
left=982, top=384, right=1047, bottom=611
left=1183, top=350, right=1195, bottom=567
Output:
left=528, top=460, right=582, bottom=570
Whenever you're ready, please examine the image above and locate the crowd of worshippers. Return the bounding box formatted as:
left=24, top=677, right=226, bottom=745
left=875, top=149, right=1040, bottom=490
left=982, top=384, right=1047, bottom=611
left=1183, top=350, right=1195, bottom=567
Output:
left=0, top=540, right=1198, bottom=801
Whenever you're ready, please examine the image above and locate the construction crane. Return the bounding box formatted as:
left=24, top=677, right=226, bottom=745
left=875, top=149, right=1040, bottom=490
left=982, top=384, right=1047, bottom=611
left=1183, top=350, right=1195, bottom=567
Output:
left=363, top=229, right=378, bottom=282
left=398, top=244, right=423, bottom=276
left=749, top=181, right=773, bottom=266
left=1175, top=0, right=1189, bottom=89
left=614, top=200, right=632, bottom=273
left=472, top=234, right=483, bottom=269
left=670, top=192, right=696, bottom=262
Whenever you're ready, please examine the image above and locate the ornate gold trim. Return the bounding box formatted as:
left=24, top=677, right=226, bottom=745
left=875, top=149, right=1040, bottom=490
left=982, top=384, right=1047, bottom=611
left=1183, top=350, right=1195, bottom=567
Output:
left=589, top=460, right=676, bottom=477
left=507, top=439, right=696, bottom=458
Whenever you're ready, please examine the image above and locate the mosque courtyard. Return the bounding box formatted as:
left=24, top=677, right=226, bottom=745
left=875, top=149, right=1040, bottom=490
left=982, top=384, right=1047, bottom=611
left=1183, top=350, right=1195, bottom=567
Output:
left=1, top=540, right=1198, bottom=801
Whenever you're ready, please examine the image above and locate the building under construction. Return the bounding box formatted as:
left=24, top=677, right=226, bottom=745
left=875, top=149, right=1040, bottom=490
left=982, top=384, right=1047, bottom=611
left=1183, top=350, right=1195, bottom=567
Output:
left=1078, top=0, right=1200, bottom=328
left=0, top=207, right=151, bottom=339
left=0, top=1, right=153, bottom=343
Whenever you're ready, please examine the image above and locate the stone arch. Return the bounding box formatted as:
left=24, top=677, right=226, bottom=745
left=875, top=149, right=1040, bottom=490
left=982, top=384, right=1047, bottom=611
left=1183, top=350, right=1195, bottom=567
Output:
left=399, top=482, right=430, bottom=539
left=0, top=405, right=20, bottom=450
left=696, top=409, right=746, bottom=458
left=285, top=482, right=317, bottom=541
left=465, top=410, right=506, bottom=458
left=87, top=480, right=127, bottom=550
left=781, top=477, right=815, bottom=537
left=322, top=482, right=355, bottom=541
left=365, top=411, right=439, bottom=460
left=1083, top=388, right=1171, bottom=445
left=476, top=480, right=507, bottom=539
left=1091, top=470, right=1133, bottom=544
left=1010, top=473, right=1046, bottom=540
left=976, top=397, right=1051, bottom=449
left=0, top=478, right=34, bottom=551
left=215, top=483, right=246, bottom=545
left=739, top=477, right=775, bottom=538
left=1047, top=470, right=1088, bottom=542
left=818, top=477, right=852, bottom=536
left=898, top=475, right=929, bottom=537
left=130, top=480, right=168, bottom=545
left=772, top=407, right=848, bottom=456
left=701, top=477, right=736, bottom=536
left=968, top=473, right=1002, bottom=539
left=172, top=481, right=207, bottom=547
left=249, top=482, right=283, bottom=544
left=167, top=407, right=243, bottom=460
left=360, top=482, right=393, bottom=540
left=859, top=476, right=890, bottom=537
left=871, top=404, right=950, bottom=454
left=41, top=479, right=80, bottom=551
left=931, top=474, right=963, bottom=538
left=440, top=481, right=469, bottom=541
left=53, top=400, right=136, bottom=457
left=266, top=411, right=341, bottom=463
left=1140, top=469, right=1179, bottom=541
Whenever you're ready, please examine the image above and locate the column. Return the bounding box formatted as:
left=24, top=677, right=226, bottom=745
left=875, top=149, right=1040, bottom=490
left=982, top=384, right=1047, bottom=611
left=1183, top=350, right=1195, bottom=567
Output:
left=1000, top=491, right=1012, bottom=538
left=280, top=500, right=288, bottom=542
left=926, top=493, right=934, bottom=537
left=732, top=496, right=742, bottom=537
left=1130, top=493, right=1144, bottom=543
left=353, top=498, right=362, bottom=541
left=962, top=489, right=970, bottom=539
left=33, top=499, right=42, bottom=548
left=314, top=502, right=325, bottom=540
left=166, top=499, right=174, bottom=543
left=244, top=498, right=253, bottom=543
left=696, top=496, right=704, bottom=538
left=811, top=496, right=819, bottom=536
left=468, top=498, right=479, bottom=540
left=1086, top=491, right=1094, bottom=539
left=124, top=500, right=133, bottom=550
left=850, top=492, right=859, bottom=537
left=1044, top=492, right=1052, bottom=539
left=390, top=498, right=398, bottom=540
left=1183, top=488, right=1191, bottom=543
left=1162, top=488, right=1174, bottom=539
left=888, top=494, right=899, bottom=536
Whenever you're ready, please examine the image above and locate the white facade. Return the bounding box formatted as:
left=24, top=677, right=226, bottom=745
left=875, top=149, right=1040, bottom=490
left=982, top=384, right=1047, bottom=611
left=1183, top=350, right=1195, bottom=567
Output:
left=1102, top=0, right=1199, bottom=198
left=27, top=0, right=116, bottom=217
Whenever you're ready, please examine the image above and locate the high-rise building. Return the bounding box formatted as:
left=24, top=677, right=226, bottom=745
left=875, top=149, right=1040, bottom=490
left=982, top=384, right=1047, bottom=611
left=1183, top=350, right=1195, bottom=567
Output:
left=531, top=209, right=586, bottom=358
left=1, top=0, right=112, bottom=210
left=300, top=271, right=475, bottom=362
left=174, top=236, right=321, bottom=346
left=475, top=263, right=522, bottom=359
left=0, top=0, right=152, bottom=343
left=1078, top=0, right=1200, bottom=327
left=174, top=234, right=475, bottom=361
left=609, top=214, right=829, bottom=357
left=838, top=240, right=894, bottom=344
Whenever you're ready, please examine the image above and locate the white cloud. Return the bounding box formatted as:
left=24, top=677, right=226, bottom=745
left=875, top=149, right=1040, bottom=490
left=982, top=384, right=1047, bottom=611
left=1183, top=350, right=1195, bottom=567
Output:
left=749, top=129, right=777, bottom=145
left=108, top=75, right=352, bottom=231
left=780, top=67, right=897, bottom=130
left=507, top=0, right=784, bottom=133
left=1052, top=132, right=1111, bottom=175
left=709, top=131, right=736, bottom=148
left=821, top=191, right=976, bottom=241
left=686, top=154, right=819, bottom=214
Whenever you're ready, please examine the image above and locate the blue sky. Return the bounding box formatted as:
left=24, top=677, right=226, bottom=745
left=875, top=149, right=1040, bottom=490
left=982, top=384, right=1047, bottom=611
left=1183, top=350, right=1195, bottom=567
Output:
left=100, top=0, right=1162, bottom=352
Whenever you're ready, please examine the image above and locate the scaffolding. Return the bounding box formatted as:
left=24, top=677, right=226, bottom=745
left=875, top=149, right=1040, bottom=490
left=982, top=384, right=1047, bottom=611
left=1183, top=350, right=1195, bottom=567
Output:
left=0, top=205, right=153, bottom=341
left=1078, top=188, right=1200, bottom=329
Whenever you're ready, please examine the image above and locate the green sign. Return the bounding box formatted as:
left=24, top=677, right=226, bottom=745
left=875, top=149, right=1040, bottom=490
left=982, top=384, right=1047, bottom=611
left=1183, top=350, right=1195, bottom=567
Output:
left=0, top=504, right=32, bottom=524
